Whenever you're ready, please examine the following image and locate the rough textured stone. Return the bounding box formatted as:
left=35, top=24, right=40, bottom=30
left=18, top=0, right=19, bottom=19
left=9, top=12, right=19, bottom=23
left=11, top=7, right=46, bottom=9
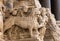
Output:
left=0, top=0, right=60, bottom=41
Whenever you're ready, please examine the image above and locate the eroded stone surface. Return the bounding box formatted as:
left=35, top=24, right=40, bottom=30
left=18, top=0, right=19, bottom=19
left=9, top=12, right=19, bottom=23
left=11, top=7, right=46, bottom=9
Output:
left=0, top=0, right=60, bottom=41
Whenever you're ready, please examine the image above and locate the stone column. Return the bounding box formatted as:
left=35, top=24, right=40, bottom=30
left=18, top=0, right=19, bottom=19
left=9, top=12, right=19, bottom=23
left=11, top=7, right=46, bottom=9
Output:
left=39, top=0, right=51, bottom=9
left=51, top=0, right=60, bottom=20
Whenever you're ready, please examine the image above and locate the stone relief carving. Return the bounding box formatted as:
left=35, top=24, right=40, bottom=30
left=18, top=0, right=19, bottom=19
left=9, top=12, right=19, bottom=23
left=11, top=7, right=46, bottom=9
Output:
left=0, top=0, right=60, bottom=41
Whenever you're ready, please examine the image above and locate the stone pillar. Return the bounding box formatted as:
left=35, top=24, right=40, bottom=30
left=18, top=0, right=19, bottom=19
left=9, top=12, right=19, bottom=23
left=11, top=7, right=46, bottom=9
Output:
left=39, top=0, right=51, bottom=9
left=57, top=0, right=60, bottom=20
left=51, top=0, right=60, bottom=20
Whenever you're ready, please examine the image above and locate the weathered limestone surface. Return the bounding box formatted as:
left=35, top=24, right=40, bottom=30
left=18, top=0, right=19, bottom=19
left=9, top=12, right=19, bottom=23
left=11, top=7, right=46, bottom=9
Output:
left=0, top=0, right=60, bottom=41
